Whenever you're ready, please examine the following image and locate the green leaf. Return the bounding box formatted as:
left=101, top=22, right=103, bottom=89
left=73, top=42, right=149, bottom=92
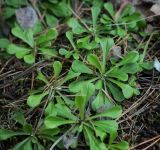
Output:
left=59, top=48, right=69, bottom=55
left=73, top=52, right=79, bottom=59
left=72, top=60, right=93, bottom=74
left=95, top=80, right=103, bottom=90
left=12, top=110, right=26, bottom=125
left=6, top=0, right=27, bottom=7
left=122, top=84, right=134, bottom=99
left=107, top=68, right=128, bottom=81
left=121, top=4, right=134, bottom=17
left=83, top=126, right=108, bottom=150
left=59, top=48, right=72, bottom=58
left=23, top=140, right=32, bottom=150
left=36, top=28, right=58, bottom=45
left=68, top=18, right=86, bottom=34
left=107, top=82, right=124, bottom=102
left=118, top=51, right=139, bottom=66
left=0, top=38, right=10, bottom=48
left=36, top=71, right=48, bottom=84
left=69, top=80, right=85, bottom=93
left=77, top=36, right=97, bottom=50
left=27, top=91, right=49, bottom=107
left=76, top=82, right=95, bottom=119
left=92, top=105, right=122, bottom=119
left=32, top=21, right=44, bottom=35
left=48, top=0, right=59, bottom=4
left=23, top=53, right=35, bottom=64
left=66, top=31, right=76, bottom=50
left=38, top=41, right=52, bottom=48
left=38, top=48, right=57, bottom=58
left=141, top=62, right=153, bottom=70
left=12, top=26, right=34, bottom=47
left=12, top=138, right=30, bottom=150
left=109, top=79, right=134, bottom=99
left=120, top=63, right=140, bottom=74
left=100, top=38, right=114, bottom=72
left=95, top=127, right=107, bottom=141
left=63, top=70, right=80, bottom=84
left=45, top=101, right=57, bottom=116
left=104, top=2, right=115, bottom=18
left=87, top=54, right=102, bottom=73
left=45, top=13, right=58, bottom=27
left=93, top=120, right=118, bottom=135
left=117, top=27, right=126, bottom=37
left=55, top=103, right=77, bottom=120
left=101, top=14, right=113, bottom=23
left=92, top=91, right=105, bottom=111
left=35, top=142, right=45, bottom=150
left=111, top=141, right=129, bottom=150
left=0, top=129, right=26, bottom=141
left=44, top=116, right=75, bottom=128
left=59, top=94, right=75, bottom=107
left=3, top=7, right=16, bottom=19
left=51, top=0, right=72, bottom=17
left=91, top=6, right=101, bottom=31
left=23, top=124, right=32, bottom=134
left=7, top=44, right=31, bottom=58
left=53, top=61, right=62, bottom=78
left=39, top=128, right=59, bottom=137
left=93, top=120, right=118, bottom=143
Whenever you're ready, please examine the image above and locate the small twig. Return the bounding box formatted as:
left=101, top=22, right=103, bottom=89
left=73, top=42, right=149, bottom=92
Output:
left=117, top=87, right=154, bottom=122
left=0, top=57, right=14, bottom=74
left=129, top=135, right=160, bottom=150
left=142, top=138, right=160, bottom=150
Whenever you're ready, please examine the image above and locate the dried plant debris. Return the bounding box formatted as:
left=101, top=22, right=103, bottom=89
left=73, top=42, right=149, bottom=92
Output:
left=110, top=46, right=122, bottom=60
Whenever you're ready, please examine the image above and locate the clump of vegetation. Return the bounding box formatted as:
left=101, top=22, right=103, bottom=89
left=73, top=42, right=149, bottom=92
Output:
left=0, top=0, right=154, bottom=150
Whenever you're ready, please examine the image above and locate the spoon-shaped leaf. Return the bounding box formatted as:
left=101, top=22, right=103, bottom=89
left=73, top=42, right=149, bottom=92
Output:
left=44, top=116, right=75, bottom=129
left=118, top=51, right=139, bottom=66
left=12, top=26, right=34, bottom=47
left=53, top=61, right=62, bottom=78
left=87, top=54, right=102, bottom=73
left=66, top=31, right=76, bottom=50
left=104, top=2, right=115, bottom=18
left=108, top=79, right=134, bottom=99
left=7, top=44, right=31, bottom=59
left=91, top=105, right=122, bottom=119
left=72, top=60, right=93, bottom=74
left=0, top=129, right=26, bottom=141
left=23, top=53, right=35, bottom=64
left=27, top=91, right=49, bottom=107
left=99, top=38, right=114, bottom=72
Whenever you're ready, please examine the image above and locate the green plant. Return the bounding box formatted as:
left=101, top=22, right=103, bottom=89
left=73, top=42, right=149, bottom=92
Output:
left=0, top=63, right=129, bottom=150
left=70, top=38, right=143, bottom=103
left=0, top=0, right=154, bottom=150
left=100, top=2, right=146, bottom=37
left=44, top=82, right=129, bottom=150
left=0, top=110, right=59, bottom=150
left=5, top=25, right=58, bottom=64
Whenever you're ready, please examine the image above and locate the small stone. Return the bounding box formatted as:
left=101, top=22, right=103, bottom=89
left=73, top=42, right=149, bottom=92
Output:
left=150, top=4, right=160, bottom=15
left=111, top=46, right=122, bottom=60
left=16, top=6, right=38, bottom=29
